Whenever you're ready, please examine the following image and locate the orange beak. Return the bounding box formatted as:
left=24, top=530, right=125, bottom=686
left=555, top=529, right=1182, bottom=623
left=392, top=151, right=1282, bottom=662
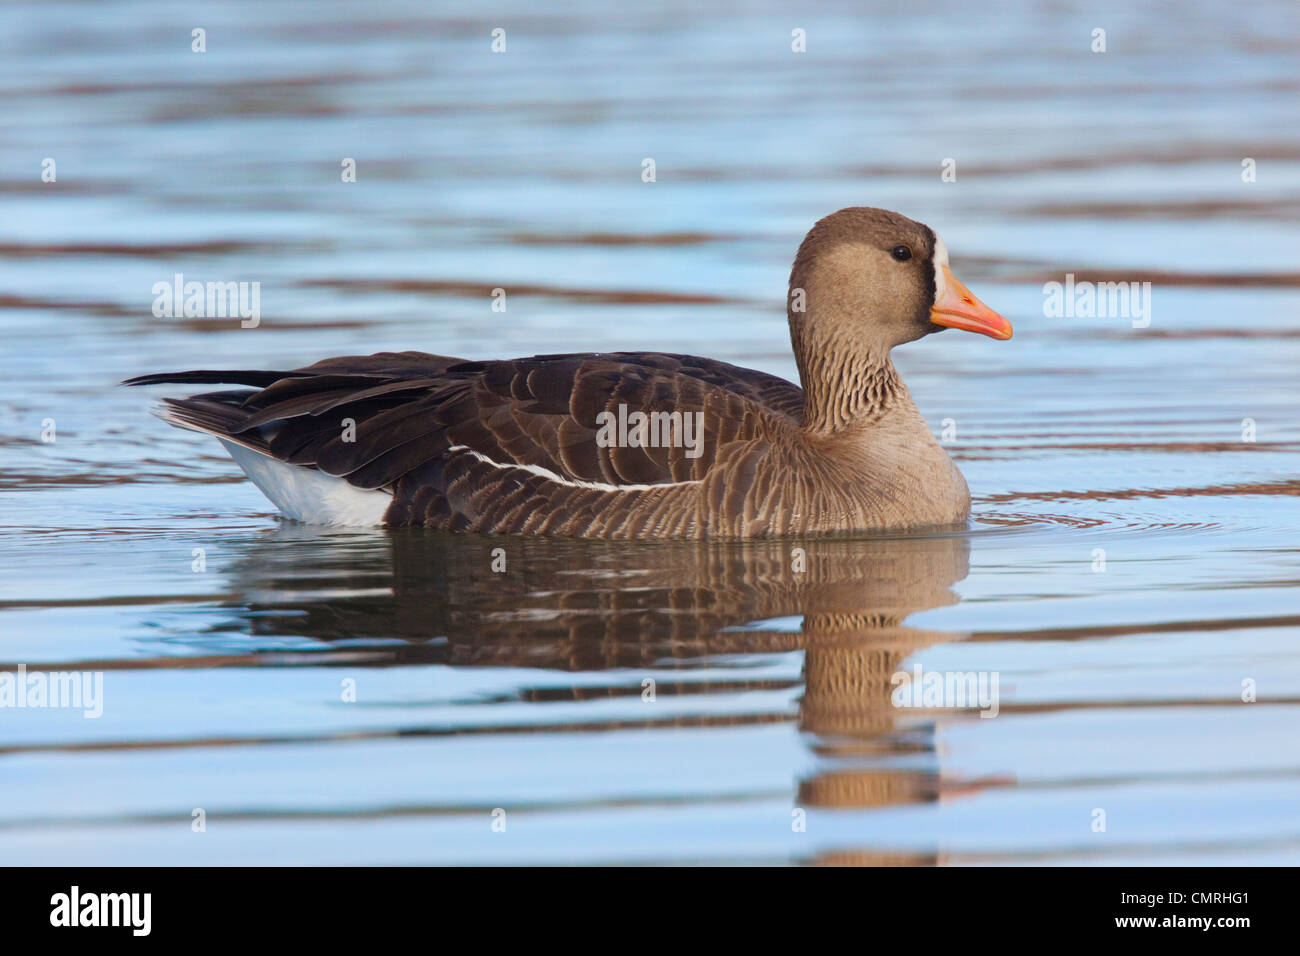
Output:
left=930, top=265, right=1013, bottom=340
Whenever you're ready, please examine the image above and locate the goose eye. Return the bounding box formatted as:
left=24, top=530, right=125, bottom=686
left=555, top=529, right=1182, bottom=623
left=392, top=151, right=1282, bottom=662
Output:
left=891, top=244, right=912, bottom=261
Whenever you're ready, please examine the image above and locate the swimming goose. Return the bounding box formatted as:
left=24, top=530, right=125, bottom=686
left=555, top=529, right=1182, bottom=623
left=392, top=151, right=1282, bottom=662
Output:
left=126, top=207, right=1011, bottom=537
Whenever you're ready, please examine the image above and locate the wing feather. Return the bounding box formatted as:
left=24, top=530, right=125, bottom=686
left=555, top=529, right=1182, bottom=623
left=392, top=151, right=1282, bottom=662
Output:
left=127, top=351, right=804, bottom=501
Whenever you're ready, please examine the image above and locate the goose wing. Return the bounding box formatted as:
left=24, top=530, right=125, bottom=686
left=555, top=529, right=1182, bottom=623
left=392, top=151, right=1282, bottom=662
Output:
left=125, top=350, right=803, bottom=493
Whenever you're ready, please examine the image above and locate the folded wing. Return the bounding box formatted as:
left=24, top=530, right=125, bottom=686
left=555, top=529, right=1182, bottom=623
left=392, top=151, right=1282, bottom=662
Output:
left=125, top=351, right=804, bottom=497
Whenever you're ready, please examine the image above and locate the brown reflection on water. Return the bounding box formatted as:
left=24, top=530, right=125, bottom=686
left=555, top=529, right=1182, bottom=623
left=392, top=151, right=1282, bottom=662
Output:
left=223, top=532, right=962, bottom=659
left=219, top=530, right=974, bottom=859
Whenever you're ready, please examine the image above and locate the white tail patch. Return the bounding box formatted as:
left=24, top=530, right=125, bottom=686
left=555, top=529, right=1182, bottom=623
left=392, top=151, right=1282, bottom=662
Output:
left=218, top=440, right=391, bottom=526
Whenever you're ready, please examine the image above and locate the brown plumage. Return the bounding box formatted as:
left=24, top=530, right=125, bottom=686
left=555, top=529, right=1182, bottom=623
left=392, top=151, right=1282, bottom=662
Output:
left=125, top=207, right=1012, bottom=537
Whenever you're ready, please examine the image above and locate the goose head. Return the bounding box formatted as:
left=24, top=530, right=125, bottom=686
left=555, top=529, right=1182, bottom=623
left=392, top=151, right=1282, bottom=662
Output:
left=787, top=206, right=1012, bottom=356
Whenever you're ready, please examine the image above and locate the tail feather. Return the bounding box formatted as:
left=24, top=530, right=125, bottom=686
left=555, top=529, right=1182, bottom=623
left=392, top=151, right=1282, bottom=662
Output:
left=151, top=396, right=391, bottom=525
left=122, top=353, right=462, bottom=526
left=123, top=369, right=304, bottom=388
left=155, top=395, right=271, bottom=453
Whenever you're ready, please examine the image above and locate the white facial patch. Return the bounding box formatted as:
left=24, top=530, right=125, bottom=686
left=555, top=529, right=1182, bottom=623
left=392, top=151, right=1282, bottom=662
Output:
left=932, top=234, right=949, bottom=303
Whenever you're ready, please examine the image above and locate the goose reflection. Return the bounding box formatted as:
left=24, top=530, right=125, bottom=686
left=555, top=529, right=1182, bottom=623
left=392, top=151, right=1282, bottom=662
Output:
left=222, top=528, right=973, bottom=864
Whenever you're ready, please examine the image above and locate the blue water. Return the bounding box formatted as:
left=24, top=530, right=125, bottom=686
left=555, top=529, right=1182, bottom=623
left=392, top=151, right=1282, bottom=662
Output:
left=1, top=0, right=1298, bottom=864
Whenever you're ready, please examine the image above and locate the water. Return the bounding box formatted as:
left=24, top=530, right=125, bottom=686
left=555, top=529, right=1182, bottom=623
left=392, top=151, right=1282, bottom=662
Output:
left=1, top=0, right=1298, bottom=864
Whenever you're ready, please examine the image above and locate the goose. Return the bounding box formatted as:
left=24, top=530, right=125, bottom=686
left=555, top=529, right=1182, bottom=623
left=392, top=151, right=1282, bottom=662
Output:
left=125, top=207, right=1011, bottom=537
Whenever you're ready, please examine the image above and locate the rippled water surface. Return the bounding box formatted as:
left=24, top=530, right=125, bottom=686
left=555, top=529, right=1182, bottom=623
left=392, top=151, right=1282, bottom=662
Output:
left=2, top=0, right=1299, bottom=864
